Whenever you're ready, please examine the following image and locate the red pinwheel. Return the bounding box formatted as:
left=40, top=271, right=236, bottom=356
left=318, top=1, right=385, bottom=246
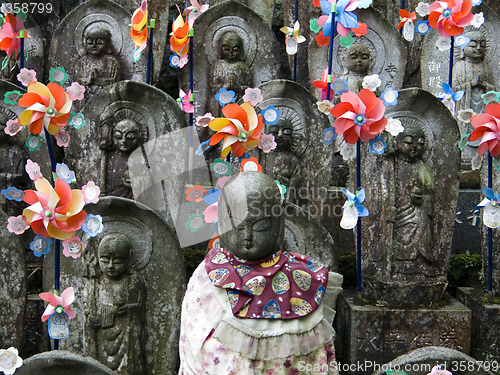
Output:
left=470, top=103, right=500, bottom=158
left=0, top=13, right=25, bottom=59
left=329, top=89, right=387, bottom=144
left=397, top=9, right=416, bottom=30
left=428, top=0, right=473, bottom=37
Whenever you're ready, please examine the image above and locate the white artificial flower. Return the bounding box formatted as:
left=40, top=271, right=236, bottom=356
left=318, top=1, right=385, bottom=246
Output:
left=471, top=12, right=485, bottom=28
left=362, top=74, right=381, bottom=92
left=0, top=347, right=23, bottom=375
left=436, top=37, right=451, bottom=51
left=340, top=140, right=356, bottom=161
left=316, top=100, right=334, bottom=114
left=416, top=2, right=431, bottom=17
left=385, top=118, right=405, bottom=136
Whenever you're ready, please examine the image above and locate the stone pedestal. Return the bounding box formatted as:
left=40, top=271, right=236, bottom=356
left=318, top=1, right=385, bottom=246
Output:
left=336, top=291, right=471, bottom=375
left=457, top=287, right=500, bottom=362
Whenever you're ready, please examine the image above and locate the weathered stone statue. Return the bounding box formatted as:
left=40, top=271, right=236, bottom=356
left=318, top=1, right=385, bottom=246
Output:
left=99, top=109, right=148, bottom=199
left=390, top=123, right=435, bottom=276
left=74, top=25, right=122, bottom=94
left=84, top=233, right=146, bottom=375
left=179, top=172, right=343, bottom=373
left=0, top=52, right=18, bottom=83
left=210, top=31, right=253, bottom=101
left=452, top=29, right=494, bottom=116
left=342, top=43, right=374, bottom=93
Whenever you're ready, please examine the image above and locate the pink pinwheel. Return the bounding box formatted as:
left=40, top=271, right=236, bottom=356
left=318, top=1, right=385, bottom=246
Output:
left=0, top=13, right=25, bottom=59
left=39, top=287, right=76, bottom=322
left=312, top=69, right=335, bottom=101
left=469, top=102, right=500, bottom=157
left=185, top=0, right=209, bottom=26
left=428, top=0, right=473, bottom=37
left=329, top=89, right=387, bottom=144
left=179, top=89, right=194, bottom=113
left=22, top=177, right=87, bottom=240
left=17, top=82, right=73, bottom=135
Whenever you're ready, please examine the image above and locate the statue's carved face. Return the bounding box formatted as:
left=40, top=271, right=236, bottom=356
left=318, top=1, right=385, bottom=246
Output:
left=398, top=127, right=425, bottom=162
left=113, top=119, right=140, bottom=154
left=464, top=32, right=487, bottom=62
left=98, top=235, right=131, bottom=280
left=84, top=29, right=109, bottom=56
left=218, top=174, right=283, bottom=260
left=346, top=45, right=372, bottom=75
left=269, top=120, right=293, bottom=150
left=220, top=32, right=243, bottom=62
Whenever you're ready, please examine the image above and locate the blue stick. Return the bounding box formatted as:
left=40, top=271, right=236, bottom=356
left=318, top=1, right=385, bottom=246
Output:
left=448, top=36, right=454, bottom=86
left=293, top=0, right=298, bottom=82
left=326, top=10, right=336, bottom=101
left=488, top=154, right=493, bottom=292
left=19, top=33, right=25, bottom=70
left=356, top=140, right=362, bottom=292
left=146, top=21, right=155, bottom=84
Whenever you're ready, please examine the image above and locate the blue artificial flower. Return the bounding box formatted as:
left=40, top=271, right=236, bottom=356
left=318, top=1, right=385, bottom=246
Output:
left=215, top=88, right=235, bottom=107
left=331, top=78, right=349, bottom=95
left=323, top=127, right=337, bottom=145
left=454, top=33, right=471, bottom=48
left=438, top=83, right=464, bottom=102
left=354, top=114, right=366, bottom=127
left=357, top=0, right=372, bottom=8
left=340, top=188, right=369, bottom=229
left=69, top=112, right=86, bottom=129
left=369, top=136, right=386, bottom=155
left=169, top=53, right=181, bottom=68
left=471, top=0, right=482, bottom=5
left=56, top=163, right=76, bottom=184
left=261, top=106, right=281, bottom=125
left=195, top=139, right=211, bottom=155
left=30, top=235, right=52, bottom=257
left=82, top=214, right=104, bottom=237
left=1, top=186, right=24, bottom=202
left=381, top=87, right=399, bottom=107
left=416, top=20, right=429, bottom=35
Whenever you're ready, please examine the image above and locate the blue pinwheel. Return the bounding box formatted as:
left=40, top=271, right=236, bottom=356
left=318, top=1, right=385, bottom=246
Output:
left=319, top=0, right=359, bottom=38
left=340, top=188, right=369, bottom=229
left=475, top=187, right=500, bottom=228
left=437, top=83, right=464, bottom=115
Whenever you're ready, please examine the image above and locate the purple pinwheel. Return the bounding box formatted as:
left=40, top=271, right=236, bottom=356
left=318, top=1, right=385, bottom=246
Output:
left=319, top=0, right=359, bottom=38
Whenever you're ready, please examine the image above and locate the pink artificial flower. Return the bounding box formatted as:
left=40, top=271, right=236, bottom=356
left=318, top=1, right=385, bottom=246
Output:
left=82, top=181, right=100, bottom=204
left=39, top=287, right=76, bottom=322
left=17, top=68, right=37, bottom=87
left=4, top=119, right=22, bottom=136
left=427, top=365, right=452, bottom=375
left=243, top=87, right=264, bottom=106
left=55, top=129, right=70, bottom=147
left=25, top=159, right=43, bottom=181
left=65, top=82, right=85, bottom=101
left=62, top=236, right=85, bottom=259
left=7, top=215, right=29, bottom=235
left=196, top=113, right=215, bottom=127
left=258, top=133, right=277, bottom=153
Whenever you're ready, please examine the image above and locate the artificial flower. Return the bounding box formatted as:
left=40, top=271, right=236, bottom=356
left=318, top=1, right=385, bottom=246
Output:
left=215, top=88, right=235, bottom=107
left=258, top=133, right=277, bottom=153
left=454, top=32, right=470, bottom=47
left=68, top=112, right=86, bottom=129
left=56, top=163, right=75, bottom=184
left=428, top=0, right=474, bottom=38
left=313, top=69, right=335, bottom=101
left=471, top=11, right=484, bottom=28
left=196, top=113, right=215, bottom=127
left=195, top=139, right=210, bottom=155
left=332, top=78, right=349, bottom=95
left=261, top=106, right=281, bottom=125
left=481, top=91, right=500, bottom=105
left=49, top=67, right=69, bottom=86
left=210, top=158, right=232, bottom=177
left=17, top=68, right=36, bottom=87
left=17, top=82, right=73, bottom=135
left=340, top=188, right=369, bottom=229
left=416, top=2, right=431, bottom=16
left=4, top=119, right=21, bottom=136
left=362, top=74, right=381, bottom=92
left=185, top=214, right=205, bottom=232
left=369, top=135, right=386, bottom=154
left=62, top=236, right=85, bottom=259
left=317, top=100, right=335, bottom=114
left=329, top=89, right=387, bottom=144
left=243, top=87, right=263, bottom=106
left=275, top=180, right=287, bottom=199
left=81, top=214, right=103, bottom=237
left=130, top=0, right=148, bottom=61
left=169, top=13, right=190, bottom=57
left=471, top=0, right=482, bottom=6
left=24, top=162, right=39, bottom=185
left=208, top=103, right=264, bottom=158
left=0, top=347, right=23, bottom=375
left=185, top=0, right=209, bottom=26
left=315, top=31, right=330, bottom=46
left=1, top=187, right=24, bottom=202
left=339, top=33, right=355, bottom=48
left=203, top=189, right=221, bottom=223
left=0, top=13, right=25, bottom=59
left=438, top=83, right=464, bottom=115
left=7, top=215, right=29, bottom=235
left=417, top=20, right=430, bottom=35
left=4, top=90, right=21, bottom=105
left=65, top=82, right=85, bottom=101
left=457, top=108, right=475, bottom=123
left=385, top=118, right=405, bottom=136
left=397, top=9, right=416, bottom=30
left=169, top=53, right=181, bottom=68
left=178, top=89, right=194, bottom=113
left=310, top=18, right=322, bottom=34
left=25, top=135, right=42, bottom=151
left=39, top=287, right=76, bottom=322
left=436, top=36, right=452, bottom=51
left=280, top=21, right=306, bottom=55
left=469, top=102, right=500, bottom=157
left=30, top=235, right=52, bottom=257
left=82, top=181, right=100, bottom=204
left=209, top=235, right=220, bottom=250
left=55, top=129, right=70, bottom=147
left=185, top=185, right=207, bottom=202
left=426, top=365, right=452, bottom=375
left=352, top=22, right=367, bottom=37
left=340, top=140, right=356, bottom=160
left=475, top=187, right=500, bottom=228
left=358, top=0, right=372, bottom=8
left=323, top=127, right=337, bottom=145
left=381, top=87, right=399, bottom=107
left=240, top=157, right=262, bottom=172
left=318, top=0, right=360, bottom=38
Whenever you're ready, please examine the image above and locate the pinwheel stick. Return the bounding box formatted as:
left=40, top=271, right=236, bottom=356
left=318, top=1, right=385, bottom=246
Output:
left=488, top=153, right=493, bottom=292
left=326, top=7, right=336, bottom=101
left=448, top=36, right=454, bottom=86
left=356, top=140, right=362, bottom=292
left=146, top=19, right=155, bottom=84
left=293, top=0, right=298, bottom=82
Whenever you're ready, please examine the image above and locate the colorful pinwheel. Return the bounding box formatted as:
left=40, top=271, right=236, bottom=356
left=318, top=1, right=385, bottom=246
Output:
left=185, top=0, right=209, bottom=26
left=475, top=188, right=500, bottom=228
left=169, top=13, right=190, bottom=58
left=312, top=69, right=335, bottom=101
left=340, top=188, right=368, bottom=229
left=329, top=89, right=387, bottom=144
left=0, top=13, right=25, bottom=60
left=397, top=9, right=416, bottom=30
left=318, top=0, right=361, bottom=38
left=469, top=102, right=500, bottom=157
left=428, top=0, right=474, bottom=38
left=280, top=21, right=306, bottom=55
left=130, top=0, right=149, bottom=61
left=178, top=89, right=194, bottom=113
left=208, top=102, right=264, bottom=158
left=437, top=82, right=464, bottom=115
left=17, top=82, right=73, bottom=135
left=39, top=287, right=76, bottom=322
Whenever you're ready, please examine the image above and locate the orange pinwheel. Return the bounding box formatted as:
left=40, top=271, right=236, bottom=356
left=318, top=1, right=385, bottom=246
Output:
left=169, top=13, right=190, bottom=56
left=209, top=103, right=264, bottom=158
left=397, top=9, right=416, bottom=30
left=428, top=0, right=473, bottom=37
left=22, top=177, right=87, bottom=240
left=131, top=0, right=148, bottom=60
left=0, top=13, right=25, bottom=59
left=17, top=82, right=72, bottom=135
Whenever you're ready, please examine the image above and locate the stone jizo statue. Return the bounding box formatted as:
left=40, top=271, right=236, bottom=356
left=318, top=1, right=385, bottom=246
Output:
left=342, top=43, right=374, bottom=93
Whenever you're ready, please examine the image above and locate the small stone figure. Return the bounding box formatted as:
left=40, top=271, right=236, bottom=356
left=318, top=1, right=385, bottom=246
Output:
left=453, top=30, right=494, bottom=116
left=74, top=25, right=122, bottom=94
left=179, top=172, right=343, bottom=374
left=84, top=233, right=146, bottom=375
left=210, top=31, right=253, bottom=100
left=389, top=123, right=435, bottom=275
left=342, top=43, right=374, bottom=93
left=0, top=52, right=18, bottom=83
